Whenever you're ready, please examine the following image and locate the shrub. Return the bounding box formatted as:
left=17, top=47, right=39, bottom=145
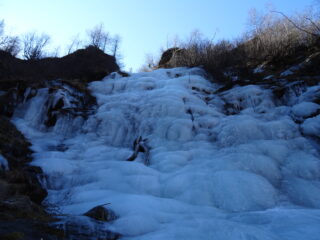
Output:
left=242, top=9, right=319, bottom=64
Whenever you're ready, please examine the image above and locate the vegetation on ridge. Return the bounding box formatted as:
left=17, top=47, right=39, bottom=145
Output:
left=0, top=21, right=122, bottom=63
left=143, top=5, right=320, bottom=82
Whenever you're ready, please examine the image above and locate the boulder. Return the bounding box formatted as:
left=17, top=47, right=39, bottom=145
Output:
left=158, top=47, right=187, bottom=68
left=84, top=205, right=117, bottom=222
left=158, top=47, right=180, bottom=67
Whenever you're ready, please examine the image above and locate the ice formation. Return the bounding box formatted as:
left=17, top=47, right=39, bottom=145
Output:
left=0, top=154, right=8, bottom=170
left=12, top=67, right=320, bottom=239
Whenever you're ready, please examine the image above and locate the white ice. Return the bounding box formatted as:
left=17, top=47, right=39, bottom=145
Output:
left=292, top=102, right=320, bottom=118
left=253, top=65, right=264, bottom=73
left=12, top=67, right=320, bottom=240
left=280, top=65, right=301, bottom=77
left=302, top=115, right=320, bottom=137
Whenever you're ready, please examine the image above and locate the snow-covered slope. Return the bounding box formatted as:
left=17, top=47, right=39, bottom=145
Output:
left=12, top=67, right=320, bottom=239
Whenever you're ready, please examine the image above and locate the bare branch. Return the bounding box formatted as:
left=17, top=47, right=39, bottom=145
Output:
left=0, top=20, right=20, bottom=56
left=305, top=17, right=320, bottom=33
left=1, top=36, right=20, bottom=56
left=23, top=32, right=50, bottom=60
left=67, top=34, right=82, bottom=54
left=87, top=23, right=110, bottom=52
left=272, top=11, right=319, bottom=37
left=111, top=35, right=120, bottom=57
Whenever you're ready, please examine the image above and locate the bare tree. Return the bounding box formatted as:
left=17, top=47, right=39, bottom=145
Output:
left=87, top=23, right=110, bottom=52
left=139, top=54, right=157, bottom=72
left=111, top=34, right=120, bottom=57
left=48, top=46, right=61, bottom=58
left=1, top=36, right=20, bottom=56
left=187, top=29, right=203, bottom=45
left=66, top=34, right=82, bottom=54
left=0, top=20, right=20, bottom=56
left=22, top=32, right=50, bottom=60
left=109, top=34, right=124, bottom=67
left=165, top=34, right=181, bottom=49
left=242, top=7, right=320, bottom=62
left=271, top=10, right=320, bottom=38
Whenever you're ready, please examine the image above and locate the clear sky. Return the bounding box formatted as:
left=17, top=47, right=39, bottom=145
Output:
left=0, top=0, right=316, bottom=71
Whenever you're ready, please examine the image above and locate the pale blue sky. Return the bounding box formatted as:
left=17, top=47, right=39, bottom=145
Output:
left=0, top=0, right=316, bottom=71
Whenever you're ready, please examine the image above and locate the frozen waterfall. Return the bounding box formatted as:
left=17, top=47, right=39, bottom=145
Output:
left=12, top=67, right=320, bottom=240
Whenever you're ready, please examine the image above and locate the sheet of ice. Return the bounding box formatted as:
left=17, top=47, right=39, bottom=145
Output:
left=280, top=70, right=293, bottom=77
left=264, top=75, right=274, bottom=80
left=0, top=154, right=9, bottom=170
left=230, top=208, right=320, bottom=240
left=253, top=66, right=264, bottom=73
left=11, top=67, right=320, bottom=240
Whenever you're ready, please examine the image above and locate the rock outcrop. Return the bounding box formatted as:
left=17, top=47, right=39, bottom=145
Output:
left=0, top=46, right=119, bottom=117
left=158, top=47, right=187, bottom=68
left=0, top=46, right=119, bottom=86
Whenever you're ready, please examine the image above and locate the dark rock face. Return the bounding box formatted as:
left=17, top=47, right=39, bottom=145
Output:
left=0, top=195, right=46, bottom=220
left=58, top=46, right=119, bottom=81
left=0, top=46, right=119, bottom=118
left=0, top=220, right=63, bottom=240
left=0, top=117, right=62, bottom=239
left=0, top=116, right=32, bottom=168
left=39, top=80, right=97, bottom=129
left=2, top=167, right=47, bottom=204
